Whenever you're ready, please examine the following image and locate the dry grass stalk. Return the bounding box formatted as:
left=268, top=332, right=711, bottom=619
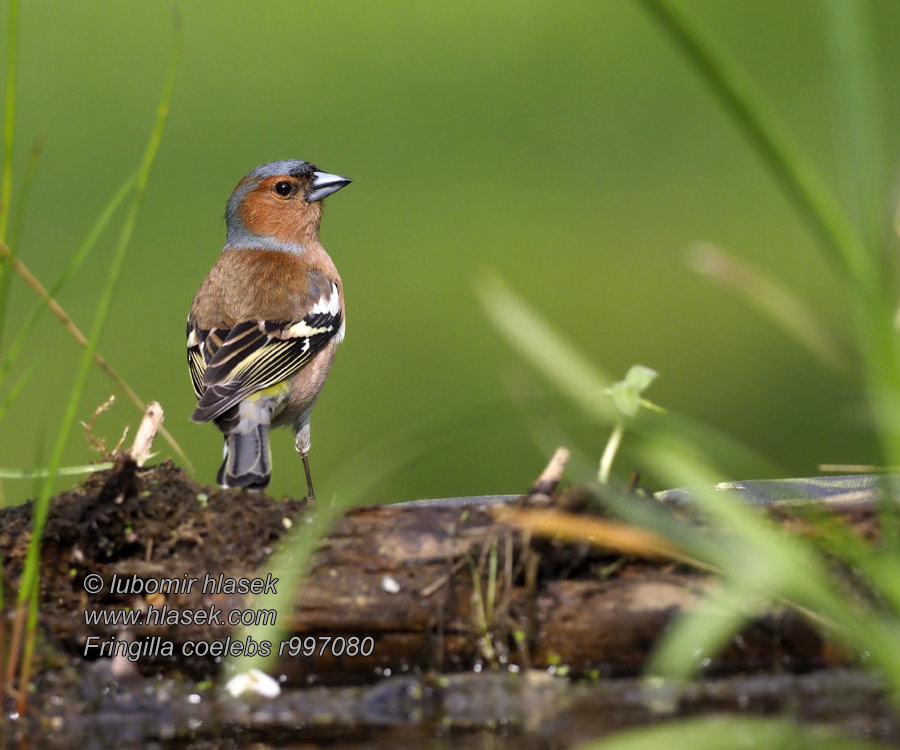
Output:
left=0, top=242, right=192, bottom=469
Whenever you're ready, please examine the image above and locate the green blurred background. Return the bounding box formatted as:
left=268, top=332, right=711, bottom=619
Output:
left=1, top=0, right=898, bottom=506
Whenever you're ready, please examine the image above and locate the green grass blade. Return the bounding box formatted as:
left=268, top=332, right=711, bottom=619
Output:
left=648, top=581, right=762, bottom=681
left=0, top=462, right=113, bottom=479
left=817, top=528, right=900, bottom=616
left=18, top=572, right=39, bottom=708
left=818, top=0, right=900, bottom=529
left=0, top=0, right=19, bottom=340
left=0, top=0, right=17, bottom=241
left=824, top=0, right=883, bottom=253
left=687, top=243, right=853, bottom=375
left=577, top=716, right=890, bottom=750
left=8, top=128, right=42, bottom=251
left=28, top=427, right=45, bottom=505
left=15, top=16, right=180, bottom=607
left=637, top=0, right=873, bottom=295
left=0, top=355, right=38, bottom=421
left=475, top=270, right=616, bottom=421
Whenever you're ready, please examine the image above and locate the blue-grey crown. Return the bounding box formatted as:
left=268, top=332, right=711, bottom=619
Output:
left=244, top=159, right=316, bottom=182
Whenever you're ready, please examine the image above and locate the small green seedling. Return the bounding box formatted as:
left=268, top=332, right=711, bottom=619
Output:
left=599, top=365, right=664, bottom=483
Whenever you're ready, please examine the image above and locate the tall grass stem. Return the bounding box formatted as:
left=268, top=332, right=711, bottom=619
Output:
left=6, top=16, right=180, bottom=689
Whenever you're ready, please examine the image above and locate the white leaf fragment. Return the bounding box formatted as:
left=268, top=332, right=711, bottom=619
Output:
left=225, top=668, right=281, bottom=698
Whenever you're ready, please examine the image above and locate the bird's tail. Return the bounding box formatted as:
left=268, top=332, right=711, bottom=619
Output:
left=217, top=405, right=272, bottom=490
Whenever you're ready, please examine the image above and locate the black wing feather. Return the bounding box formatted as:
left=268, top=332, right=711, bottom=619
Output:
left=189, top=309, right=341, bottom=424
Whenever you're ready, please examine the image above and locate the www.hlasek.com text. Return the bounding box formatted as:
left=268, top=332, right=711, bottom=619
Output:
left=83, top=602, right=276, bottom=627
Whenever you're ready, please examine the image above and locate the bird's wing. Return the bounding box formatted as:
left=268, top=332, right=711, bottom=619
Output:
left=188, top=282, right=342, bottom=423
left=186, top=321, right=212, bottom=399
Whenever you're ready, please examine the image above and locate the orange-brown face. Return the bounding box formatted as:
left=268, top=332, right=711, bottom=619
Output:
left=225, top=160, right=352, bottom=249
left=237, top=174, right=323, bottom=244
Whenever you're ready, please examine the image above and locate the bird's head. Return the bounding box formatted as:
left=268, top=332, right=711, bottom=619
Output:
left=224, top=159, right=351, bottom=252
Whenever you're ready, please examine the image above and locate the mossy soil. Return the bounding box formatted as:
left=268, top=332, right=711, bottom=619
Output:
left=0, top=460, right=309, bottom=745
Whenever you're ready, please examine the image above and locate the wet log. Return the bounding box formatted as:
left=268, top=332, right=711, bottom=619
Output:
left=0, top=462, right=871, bottom=685
left=277, top=497, right=834, bottom=684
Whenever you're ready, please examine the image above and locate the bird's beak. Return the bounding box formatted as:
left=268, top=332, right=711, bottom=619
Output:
left=307, top=171, right=352, bottom=202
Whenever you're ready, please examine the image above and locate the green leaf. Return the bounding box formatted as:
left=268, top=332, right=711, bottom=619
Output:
left=607, top=365, right=658, bottom=418
left=577, top=716, right=889, bottom=750
left=624, top=364, right=658, bottom=392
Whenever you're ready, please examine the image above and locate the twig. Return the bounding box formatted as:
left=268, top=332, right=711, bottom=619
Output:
left=0, top=241, right=193, bottom=470
left=421, top=558, right=467, bottom=598
left=81, top=392, right=120, bottom=456
left=819, top=463, right=895, bottom=474
left=127, top=401, right=163, bottom=467
left=526, top=446, right=570, bottom=505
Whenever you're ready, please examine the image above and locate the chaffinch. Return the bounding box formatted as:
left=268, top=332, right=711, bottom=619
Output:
left=187, top=159, right=351, bottom=496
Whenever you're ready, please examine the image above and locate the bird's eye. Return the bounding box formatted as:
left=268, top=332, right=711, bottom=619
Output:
left=274, top=181, right=293, bottom=197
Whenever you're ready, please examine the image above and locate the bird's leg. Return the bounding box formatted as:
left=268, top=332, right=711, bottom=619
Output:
left=294, top=420, right=315, bottom=502
left=301, top=453, right=316, bottom=502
